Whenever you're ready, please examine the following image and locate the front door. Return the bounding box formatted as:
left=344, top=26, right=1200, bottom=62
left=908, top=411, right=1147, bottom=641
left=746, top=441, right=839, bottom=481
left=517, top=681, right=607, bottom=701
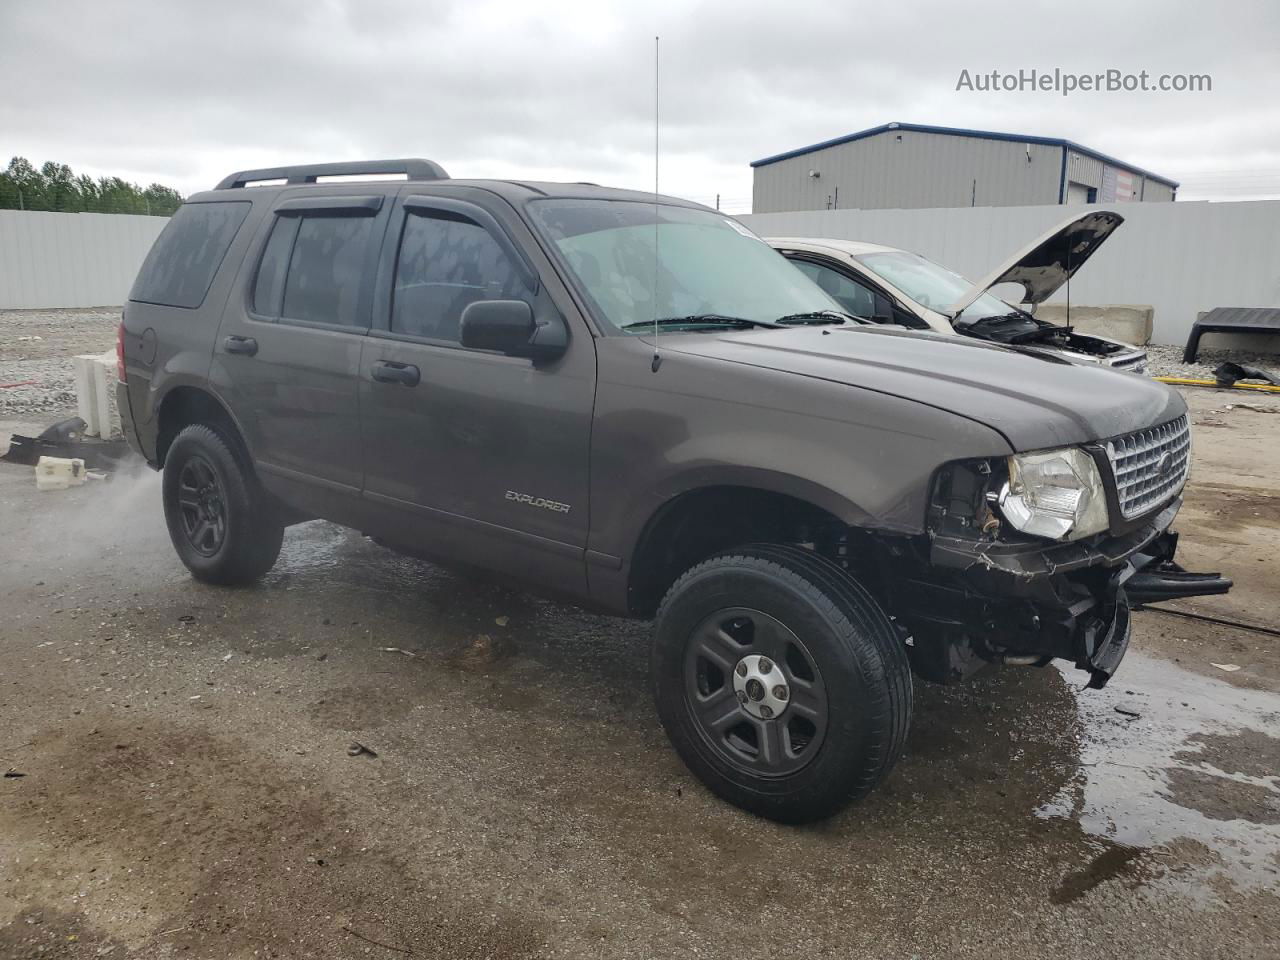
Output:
left=359, top=191, right=596, bottom=595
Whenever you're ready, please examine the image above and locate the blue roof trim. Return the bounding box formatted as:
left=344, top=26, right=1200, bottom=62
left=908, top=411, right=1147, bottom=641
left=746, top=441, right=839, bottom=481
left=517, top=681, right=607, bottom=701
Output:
left=749, top=121, right=1179, bottom=189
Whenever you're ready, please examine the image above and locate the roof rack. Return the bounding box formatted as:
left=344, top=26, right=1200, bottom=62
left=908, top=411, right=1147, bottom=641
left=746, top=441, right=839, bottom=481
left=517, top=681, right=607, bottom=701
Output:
left=214, top=158, right=449, bottom=190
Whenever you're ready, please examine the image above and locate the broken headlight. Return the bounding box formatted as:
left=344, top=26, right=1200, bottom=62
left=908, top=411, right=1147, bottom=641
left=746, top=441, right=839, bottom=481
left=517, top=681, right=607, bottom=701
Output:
left=997, top=447, right=1109, bottom=541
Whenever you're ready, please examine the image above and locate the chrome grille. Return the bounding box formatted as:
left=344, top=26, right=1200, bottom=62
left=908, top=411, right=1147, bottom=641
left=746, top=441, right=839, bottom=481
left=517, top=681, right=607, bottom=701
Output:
left=1104, top=415, right=1191, bottom=519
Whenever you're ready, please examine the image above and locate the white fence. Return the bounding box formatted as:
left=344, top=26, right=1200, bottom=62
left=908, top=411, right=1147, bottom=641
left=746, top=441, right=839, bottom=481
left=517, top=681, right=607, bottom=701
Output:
left=0, top=210, right=167, bottom=309
left=4, top=202, right=1279, bottom=350
left=740, top=199, right=1280, bottom=348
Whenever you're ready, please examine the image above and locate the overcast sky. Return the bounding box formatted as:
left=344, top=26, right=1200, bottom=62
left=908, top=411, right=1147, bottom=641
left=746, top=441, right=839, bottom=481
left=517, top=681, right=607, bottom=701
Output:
left=2, top=0, right=1278, bottom=211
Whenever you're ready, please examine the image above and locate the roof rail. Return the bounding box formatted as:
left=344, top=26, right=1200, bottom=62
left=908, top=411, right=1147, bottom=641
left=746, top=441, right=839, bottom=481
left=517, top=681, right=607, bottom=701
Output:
left=214, top=158, right=449, bottom=190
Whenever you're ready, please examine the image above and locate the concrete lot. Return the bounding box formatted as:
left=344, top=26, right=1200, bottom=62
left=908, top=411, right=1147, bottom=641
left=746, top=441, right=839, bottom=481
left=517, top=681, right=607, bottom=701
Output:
left=2, top=386, right=1279, bottom=959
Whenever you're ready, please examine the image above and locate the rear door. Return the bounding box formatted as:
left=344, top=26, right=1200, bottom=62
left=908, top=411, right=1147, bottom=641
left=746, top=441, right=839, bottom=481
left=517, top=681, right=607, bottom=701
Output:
left=209, top=190, right=390, bottom=510
left=359, top=188, right=596, bottom=595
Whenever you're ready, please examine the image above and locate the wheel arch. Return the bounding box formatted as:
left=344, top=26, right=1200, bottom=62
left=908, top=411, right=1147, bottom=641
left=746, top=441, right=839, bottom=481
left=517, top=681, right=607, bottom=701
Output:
left=155, top=385, right=250, bottom=467
left=625, top=476, right=874, bottom=617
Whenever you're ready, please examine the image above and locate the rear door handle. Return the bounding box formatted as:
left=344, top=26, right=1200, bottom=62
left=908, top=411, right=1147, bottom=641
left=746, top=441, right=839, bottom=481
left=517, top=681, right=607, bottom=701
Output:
left=371, top=360, right=420, bottom=387
left=223, top=335, right=258, bottom=356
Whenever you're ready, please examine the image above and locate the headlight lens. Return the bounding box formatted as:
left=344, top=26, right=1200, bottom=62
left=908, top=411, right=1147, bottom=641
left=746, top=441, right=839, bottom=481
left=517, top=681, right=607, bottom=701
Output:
left=998, top=447, right=1109, bottom=541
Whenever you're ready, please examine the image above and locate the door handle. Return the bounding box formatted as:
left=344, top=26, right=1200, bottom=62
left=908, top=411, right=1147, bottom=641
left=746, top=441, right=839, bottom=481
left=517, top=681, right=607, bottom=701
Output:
left=371, top=360, right=420, bottom=387
left=223, top=335, right=258, bottom=356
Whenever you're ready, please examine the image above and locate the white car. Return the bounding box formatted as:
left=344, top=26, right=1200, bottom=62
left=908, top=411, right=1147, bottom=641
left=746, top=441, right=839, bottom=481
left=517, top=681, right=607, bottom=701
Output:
left=768, top=211, right=1148, bottom=373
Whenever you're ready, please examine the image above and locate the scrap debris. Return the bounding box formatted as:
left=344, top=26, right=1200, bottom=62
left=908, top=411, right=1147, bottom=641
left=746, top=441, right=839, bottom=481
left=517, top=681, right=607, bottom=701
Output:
left=3, top=415, right=131, bottom=469
left=340, top=924, right=413, bottom=955
left=1225, top=402, right=1279, bottom=414
left=1215, top=361, right=1280, bottom=388
left=34, top=455, right=87, bottom=491
left=347, top=742, right=378, bottom=758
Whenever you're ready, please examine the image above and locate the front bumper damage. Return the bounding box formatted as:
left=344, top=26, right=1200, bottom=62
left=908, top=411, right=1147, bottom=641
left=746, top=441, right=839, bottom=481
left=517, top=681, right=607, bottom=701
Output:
left=901, top=498, right=1231, bottom=688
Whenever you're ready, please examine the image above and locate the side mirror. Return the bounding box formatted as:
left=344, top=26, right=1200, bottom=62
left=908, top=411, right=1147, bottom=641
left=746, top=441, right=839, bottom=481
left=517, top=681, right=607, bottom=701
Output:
left=459, top=300, right=567, bottom=360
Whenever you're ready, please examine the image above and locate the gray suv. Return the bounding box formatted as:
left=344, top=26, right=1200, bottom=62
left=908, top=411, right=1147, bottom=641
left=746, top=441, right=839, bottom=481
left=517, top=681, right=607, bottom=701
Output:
left=118, top=159, right=1229, bottom=823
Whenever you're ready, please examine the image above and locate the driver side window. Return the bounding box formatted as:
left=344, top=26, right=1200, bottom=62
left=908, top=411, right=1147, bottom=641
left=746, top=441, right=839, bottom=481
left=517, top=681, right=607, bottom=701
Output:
left=392, top=210, right=532, bottom=343
left=791, top=259, right=879, bottom=320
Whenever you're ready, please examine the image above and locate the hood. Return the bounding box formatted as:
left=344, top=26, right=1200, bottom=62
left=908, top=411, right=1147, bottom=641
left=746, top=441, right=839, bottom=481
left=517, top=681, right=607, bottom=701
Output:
left=946, top=211, right=1124, bottom=317
left=660, top=324, right=1183, bottom=451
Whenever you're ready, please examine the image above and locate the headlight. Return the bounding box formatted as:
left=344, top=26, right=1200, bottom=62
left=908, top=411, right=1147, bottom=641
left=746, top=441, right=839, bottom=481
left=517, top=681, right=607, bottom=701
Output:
left=997, top=447, right=1109, bottom=541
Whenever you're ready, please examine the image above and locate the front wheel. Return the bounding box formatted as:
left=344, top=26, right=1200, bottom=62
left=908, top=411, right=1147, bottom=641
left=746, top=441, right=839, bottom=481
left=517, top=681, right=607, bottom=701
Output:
left=162, top=424, right=284, bottom=585
left=651, top=544, right=911, bottom=823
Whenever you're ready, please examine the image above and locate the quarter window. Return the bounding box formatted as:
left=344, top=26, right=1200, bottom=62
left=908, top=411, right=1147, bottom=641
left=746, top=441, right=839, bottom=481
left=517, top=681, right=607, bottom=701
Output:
left=251, top=216, right=298, bottom=316
left=392, top=211, right=531, bottom=342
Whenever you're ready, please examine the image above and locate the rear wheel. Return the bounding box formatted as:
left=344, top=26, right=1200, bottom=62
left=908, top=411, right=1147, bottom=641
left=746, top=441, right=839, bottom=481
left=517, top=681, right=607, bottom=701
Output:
left=652, top=544, right=911, bottom=823
left=162, top=424, right=283, bottom=585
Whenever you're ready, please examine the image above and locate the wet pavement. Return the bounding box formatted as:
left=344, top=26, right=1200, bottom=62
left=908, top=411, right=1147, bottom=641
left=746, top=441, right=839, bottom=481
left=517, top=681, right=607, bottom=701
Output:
left=2, top=397, right=1279, bottom=958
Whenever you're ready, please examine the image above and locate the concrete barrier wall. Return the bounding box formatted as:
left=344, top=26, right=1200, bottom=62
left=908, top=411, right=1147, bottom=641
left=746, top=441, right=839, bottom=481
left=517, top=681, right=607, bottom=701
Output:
left=0, top=210, right=167, bottom=309
left=739, top=200, right=1280, bottom=348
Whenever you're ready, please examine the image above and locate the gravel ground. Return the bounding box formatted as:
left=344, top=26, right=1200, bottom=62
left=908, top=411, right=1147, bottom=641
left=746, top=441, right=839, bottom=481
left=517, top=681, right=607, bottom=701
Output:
left=1144, top=343, right=1280, bottom=380
left=2, top=309, right=1280, bottom=957
left=2, top=391, right=1279, bottom=959
left=0, top=308, right=119, bottom=418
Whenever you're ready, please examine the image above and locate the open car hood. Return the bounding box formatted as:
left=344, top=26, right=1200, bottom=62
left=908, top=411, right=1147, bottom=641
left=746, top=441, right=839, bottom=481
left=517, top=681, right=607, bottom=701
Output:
left=946, top=210, right=1124, bottom=317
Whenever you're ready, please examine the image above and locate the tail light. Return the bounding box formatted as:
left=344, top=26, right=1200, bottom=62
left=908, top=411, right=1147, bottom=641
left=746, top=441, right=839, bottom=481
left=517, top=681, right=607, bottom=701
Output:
left=116, top=322, right=127, bottom=382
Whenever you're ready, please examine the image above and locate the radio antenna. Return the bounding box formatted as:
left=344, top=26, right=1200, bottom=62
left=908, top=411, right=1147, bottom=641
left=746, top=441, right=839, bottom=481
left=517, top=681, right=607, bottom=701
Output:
left=651, top=34, right=662, bottom=373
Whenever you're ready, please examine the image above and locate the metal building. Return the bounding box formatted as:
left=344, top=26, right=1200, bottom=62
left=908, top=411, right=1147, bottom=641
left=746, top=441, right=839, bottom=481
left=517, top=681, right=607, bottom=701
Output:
left=750, top=122, right=1178, bottom=214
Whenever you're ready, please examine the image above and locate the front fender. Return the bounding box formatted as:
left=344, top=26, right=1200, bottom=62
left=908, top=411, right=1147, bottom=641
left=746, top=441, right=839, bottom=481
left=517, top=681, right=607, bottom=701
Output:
left=583, top=340, right=1015, bottom=618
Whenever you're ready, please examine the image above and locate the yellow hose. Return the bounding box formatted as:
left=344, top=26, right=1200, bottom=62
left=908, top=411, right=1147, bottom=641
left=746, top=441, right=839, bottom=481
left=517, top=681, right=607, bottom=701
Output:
left=1153, top=376, right=1280, bottom=394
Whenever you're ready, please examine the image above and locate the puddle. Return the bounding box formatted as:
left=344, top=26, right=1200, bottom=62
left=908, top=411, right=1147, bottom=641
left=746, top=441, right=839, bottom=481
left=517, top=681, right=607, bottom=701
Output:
left=1037, top=652, right=1280, bottom=898
left=1050, top=843, right=1144, bottom=904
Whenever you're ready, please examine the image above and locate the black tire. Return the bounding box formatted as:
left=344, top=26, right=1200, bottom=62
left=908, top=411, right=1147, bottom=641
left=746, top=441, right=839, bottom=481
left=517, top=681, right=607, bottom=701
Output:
left=162, top=423, right=284, bottom=585
left=652, top=544, right=911, bottom=823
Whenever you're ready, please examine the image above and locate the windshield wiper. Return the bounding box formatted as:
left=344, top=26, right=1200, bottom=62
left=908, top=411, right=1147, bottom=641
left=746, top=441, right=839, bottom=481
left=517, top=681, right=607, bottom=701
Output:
left=773, top=310, right=856, bottom=326
left=620, top=314, right=779, bottom=330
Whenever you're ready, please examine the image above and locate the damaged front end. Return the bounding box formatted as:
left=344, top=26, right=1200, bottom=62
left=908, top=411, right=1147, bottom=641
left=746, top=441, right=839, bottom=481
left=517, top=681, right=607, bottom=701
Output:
left=881, top=450, right=1230, bottom=689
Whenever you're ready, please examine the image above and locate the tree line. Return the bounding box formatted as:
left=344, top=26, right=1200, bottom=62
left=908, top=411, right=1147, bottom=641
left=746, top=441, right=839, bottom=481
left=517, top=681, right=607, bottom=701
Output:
left=0, top=157, right=184, bottom=216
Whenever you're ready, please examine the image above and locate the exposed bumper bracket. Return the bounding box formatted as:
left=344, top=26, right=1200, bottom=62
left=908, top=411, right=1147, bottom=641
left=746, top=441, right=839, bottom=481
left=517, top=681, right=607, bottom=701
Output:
left=1125, top=533, right=1233, bottom=606
left=1085, top=593, right=1131, bottom=689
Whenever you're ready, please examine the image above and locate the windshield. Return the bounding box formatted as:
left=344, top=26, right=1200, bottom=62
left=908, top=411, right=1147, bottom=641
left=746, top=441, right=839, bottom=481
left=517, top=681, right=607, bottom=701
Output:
left=855, top=250, right=1018, bottom=322
left=528, top=199, right=839, bottom=333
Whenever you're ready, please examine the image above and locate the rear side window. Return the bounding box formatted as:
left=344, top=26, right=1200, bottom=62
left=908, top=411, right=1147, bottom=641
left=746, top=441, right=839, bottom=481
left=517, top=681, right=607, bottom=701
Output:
left=130, top=201, right=250, bottom=309
left=392, top=211, right=531, bottom=342
left=251, top=212, right=373, bottom=327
